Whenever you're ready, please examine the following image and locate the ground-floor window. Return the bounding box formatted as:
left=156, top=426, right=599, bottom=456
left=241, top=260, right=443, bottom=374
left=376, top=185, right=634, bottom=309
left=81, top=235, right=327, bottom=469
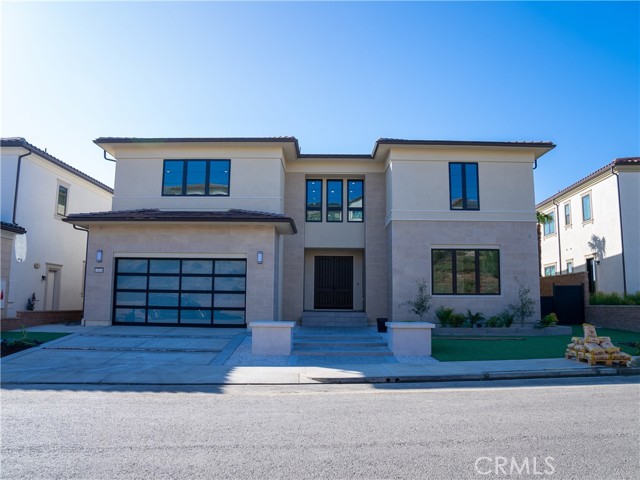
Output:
left=113, top=258, right=246, bottom=326
left=432, top=249, right=500, bottom=295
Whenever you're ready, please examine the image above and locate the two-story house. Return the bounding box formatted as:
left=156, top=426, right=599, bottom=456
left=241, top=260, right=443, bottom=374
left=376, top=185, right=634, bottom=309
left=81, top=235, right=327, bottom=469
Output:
left=65, top=137, right=554, bottom=328
left=537, top=157, right=639, bottom=295
left=0, top=138, right=113, bottom=319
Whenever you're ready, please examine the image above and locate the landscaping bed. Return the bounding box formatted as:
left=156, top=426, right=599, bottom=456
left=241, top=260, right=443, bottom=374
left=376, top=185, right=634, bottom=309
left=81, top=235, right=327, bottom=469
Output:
left=431, top=326, right=640, bottom=362
left=1, top=332, right=69, bottom=358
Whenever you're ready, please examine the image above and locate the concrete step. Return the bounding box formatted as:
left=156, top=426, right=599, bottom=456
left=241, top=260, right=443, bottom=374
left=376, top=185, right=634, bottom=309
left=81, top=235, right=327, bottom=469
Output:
left=301, top=312, right=368, bottom=327
left=292, top=346, right=393, bottom=356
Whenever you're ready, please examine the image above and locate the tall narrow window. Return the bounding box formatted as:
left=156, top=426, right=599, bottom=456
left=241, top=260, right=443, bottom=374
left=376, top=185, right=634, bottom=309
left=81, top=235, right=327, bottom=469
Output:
left=543, top=211, right=555, bottom=236
left=566, top=260, right=573, bottom=273
left=449, top=163, right=479, bottom=210
left=347, top=180, right=364, bottom=222
left=582, top=194, right=592, bottom=222
left=56, top=185, right=68, bottom=216
left=162, top=160, right=230, bottom=196
left=326, top=180, right=343, bottom=222
left=564, top=203, right=571, bottom=226
left=306, top=180, right=322, bottom=222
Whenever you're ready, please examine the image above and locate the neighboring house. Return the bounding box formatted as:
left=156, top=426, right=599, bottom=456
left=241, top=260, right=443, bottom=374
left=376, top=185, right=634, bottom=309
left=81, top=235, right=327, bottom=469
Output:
left=65, top=137, right=554, bottom=328
left=0, top=138, right=113, bottom=319
left=537, top=157, right=640, bottom=295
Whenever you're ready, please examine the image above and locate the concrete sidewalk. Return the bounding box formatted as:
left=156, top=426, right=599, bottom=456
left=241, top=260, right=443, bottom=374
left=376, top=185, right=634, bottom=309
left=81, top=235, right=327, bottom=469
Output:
left=1, top=325, right=638, bottom=386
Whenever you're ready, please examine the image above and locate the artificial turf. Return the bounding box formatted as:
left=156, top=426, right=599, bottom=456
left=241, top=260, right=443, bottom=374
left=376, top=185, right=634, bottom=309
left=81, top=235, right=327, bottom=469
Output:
left=431, top=326, right=640, bottom=362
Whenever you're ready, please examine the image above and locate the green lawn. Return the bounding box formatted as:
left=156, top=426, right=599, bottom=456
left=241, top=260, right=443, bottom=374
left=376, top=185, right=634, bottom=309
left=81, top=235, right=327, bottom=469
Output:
left=432, top=326, right=640, bottom=362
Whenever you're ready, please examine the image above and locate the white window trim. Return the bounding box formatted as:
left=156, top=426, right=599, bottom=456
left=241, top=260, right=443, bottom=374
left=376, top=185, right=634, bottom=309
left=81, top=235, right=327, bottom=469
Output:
left=55, top=180, right=70, bottom=218
left=581, top=191, right=593, bottom=225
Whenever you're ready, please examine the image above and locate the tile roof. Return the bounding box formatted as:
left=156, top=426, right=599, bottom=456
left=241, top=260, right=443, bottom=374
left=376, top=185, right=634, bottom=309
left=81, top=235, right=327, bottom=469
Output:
left=1, top=138, right=114, bottom=194
left=536, top=157, right=640, bottom=207
left=0, top=221, right=26, bottom=234
left=63, top=209, right=297, bottom=233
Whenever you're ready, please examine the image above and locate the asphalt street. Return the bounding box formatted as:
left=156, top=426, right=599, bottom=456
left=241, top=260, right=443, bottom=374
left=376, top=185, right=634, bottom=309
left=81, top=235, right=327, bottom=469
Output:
left=1, top=377, right=638, bottom=479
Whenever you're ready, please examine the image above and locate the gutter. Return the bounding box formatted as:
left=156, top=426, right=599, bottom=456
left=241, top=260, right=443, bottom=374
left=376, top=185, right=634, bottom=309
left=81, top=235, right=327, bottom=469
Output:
left=13, top=147, right=33, bottom=225
left=611, top=166, right=627, bottom=295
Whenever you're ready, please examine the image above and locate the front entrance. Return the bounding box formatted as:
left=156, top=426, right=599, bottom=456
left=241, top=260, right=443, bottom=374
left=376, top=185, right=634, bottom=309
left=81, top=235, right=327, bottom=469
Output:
left=314, top=256, right=353, bottom=309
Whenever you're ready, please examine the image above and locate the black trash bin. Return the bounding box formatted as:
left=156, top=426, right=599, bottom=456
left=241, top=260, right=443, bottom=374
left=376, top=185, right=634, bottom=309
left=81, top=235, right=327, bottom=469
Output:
left=376, top=318, right=388, bottom=333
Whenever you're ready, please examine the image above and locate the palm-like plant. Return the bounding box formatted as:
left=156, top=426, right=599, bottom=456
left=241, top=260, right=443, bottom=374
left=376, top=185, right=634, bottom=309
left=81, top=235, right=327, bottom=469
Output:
left=536, top=211, right=553, bottom=276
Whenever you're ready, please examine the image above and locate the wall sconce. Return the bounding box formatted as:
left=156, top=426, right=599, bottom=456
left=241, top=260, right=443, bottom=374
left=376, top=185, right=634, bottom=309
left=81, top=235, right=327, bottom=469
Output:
left=257, top=251, right=263, bottom=264
left=96, top=249, right=103, bottom=263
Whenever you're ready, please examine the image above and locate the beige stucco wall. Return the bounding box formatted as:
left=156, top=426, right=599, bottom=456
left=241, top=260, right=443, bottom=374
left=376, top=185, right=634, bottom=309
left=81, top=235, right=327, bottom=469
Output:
left=619, top=168, right=640, bottom=293
left=388, top=220, right=541, bottom=323
left=83, top=224, right=280, bottom=326
left=282, top=173, right=306, bottom=321
left=1, top=231, right=15, bottom=319
left=386, top=147, right=536, bottom=223
left=1, top=149, right=112, bottom=317
left=110, top=145, right=285, bottom=213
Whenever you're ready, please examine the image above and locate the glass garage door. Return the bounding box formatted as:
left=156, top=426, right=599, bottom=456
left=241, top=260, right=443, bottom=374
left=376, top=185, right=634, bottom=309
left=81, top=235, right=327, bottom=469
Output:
left=113, top=258, right=246, bottom=327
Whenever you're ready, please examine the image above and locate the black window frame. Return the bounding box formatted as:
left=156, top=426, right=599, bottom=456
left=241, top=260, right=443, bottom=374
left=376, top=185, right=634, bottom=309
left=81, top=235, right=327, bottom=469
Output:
left=306, top=179, right=323, bottom=222
left=347, top=179, right=364, bottom=222
left=431, top=248, right=501, bottom=295
left=112, top=257, right=247, bottom=327
left=449, top=162, right=480, bottom=211
left=326, top=179, right=343, bottom=222
left=162, top=159, right=231, bottom=197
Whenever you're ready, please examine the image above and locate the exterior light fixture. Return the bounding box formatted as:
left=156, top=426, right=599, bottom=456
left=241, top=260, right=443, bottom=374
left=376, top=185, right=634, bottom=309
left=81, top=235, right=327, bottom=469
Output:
left=96, top=249, right=103, bottom=263
left=257, top=251, right=263, bottom=264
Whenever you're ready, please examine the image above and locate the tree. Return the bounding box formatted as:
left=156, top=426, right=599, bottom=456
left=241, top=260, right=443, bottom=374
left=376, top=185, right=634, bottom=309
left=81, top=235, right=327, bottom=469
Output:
left=509, top=281, right=536, bottom=327
left=403, top=279, right=432, bottom=321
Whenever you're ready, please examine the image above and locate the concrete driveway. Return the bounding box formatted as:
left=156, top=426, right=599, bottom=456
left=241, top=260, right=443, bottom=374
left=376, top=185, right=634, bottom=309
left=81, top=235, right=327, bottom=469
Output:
left=1, top=325, right=247, bottom=384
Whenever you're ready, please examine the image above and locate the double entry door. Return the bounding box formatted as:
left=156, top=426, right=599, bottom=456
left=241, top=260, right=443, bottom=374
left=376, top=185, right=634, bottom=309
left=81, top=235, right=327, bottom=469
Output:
left=314, top=256, right=353, bottom=310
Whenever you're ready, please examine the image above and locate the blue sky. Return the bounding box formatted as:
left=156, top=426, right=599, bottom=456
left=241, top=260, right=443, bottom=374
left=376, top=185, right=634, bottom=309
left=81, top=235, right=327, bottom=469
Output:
left=2, top=1, right=638, bottom=203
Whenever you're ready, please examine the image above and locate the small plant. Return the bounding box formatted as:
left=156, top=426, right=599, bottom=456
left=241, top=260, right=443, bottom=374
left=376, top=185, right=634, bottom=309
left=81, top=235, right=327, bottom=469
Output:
left=541, top=313, right=559, bottom=327
left=449, top=312, right=466, bottom=328
left=590, top=291, right=640, bottom=306
left=498, top=310, right=515, bottom=328
left=509, top=281, right=536, bottom=327
left=465, top=310, right=485, bottom=328
left=26, top=293, right=37, bottom=311
left=402, top=279, right=432, bottom=321
left=486, top=315, right=504, bottom=328
left=435, top=306, right=455, bottom=327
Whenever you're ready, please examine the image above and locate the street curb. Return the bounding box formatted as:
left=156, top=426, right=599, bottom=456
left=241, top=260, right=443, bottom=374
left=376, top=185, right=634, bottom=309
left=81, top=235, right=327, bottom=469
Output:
left=307, top=367, right=640, bottom=384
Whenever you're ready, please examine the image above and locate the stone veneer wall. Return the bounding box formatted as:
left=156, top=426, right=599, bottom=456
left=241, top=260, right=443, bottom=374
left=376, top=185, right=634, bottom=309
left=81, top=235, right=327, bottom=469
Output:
left=282, top=173, right=306, bottom=322
left=388, top=220, right=541, bottom=322
left=83, top=224, right=279, bottom=326
left=585, top=306, right=640, bottom=332
left=364, top=173, right=388, bottom=324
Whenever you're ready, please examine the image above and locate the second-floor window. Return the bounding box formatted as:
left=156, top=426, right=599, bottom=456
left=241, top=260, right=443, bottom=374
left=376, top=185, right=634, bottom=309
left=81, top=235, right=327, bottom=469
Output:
left=564, top=202, right=571, bottom=226
left=162, top=159, right=230, bottom=196
left=306, top=180, right=322, bottom=222
left=56, top=184, right=68, bottom=216
left=347, top=180, right=364, bottom=222
left=326, top=180, right=343, bottom=222
left=543, top=211, right=556, bottom=236
left=544, top=265, right=556, bottom=277
left=582, top=193, right=592, bottom=222
left=449, top=163, right=479, bottom=210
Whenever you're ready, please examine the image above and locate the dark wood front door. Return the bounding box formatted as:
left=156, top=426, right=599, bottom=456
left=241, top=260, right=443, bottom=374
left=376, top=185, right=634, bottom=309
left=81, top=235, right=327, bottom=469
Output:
left=314, top=256, right=353, bottom=309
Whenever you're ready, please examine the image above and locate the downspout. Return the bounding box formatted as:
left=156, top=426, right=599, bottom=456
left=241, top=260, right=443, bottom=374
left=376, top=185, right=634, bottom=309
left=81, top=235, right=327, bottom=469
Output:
left=13, top=147, right=33, bottom=224
left=611, top=166, right=627, bottom=295
left=552, top=199, right=562, bottom=273
left=73, top=224, right=90, bottom=324
left=102, top=149, right=116, bottom=162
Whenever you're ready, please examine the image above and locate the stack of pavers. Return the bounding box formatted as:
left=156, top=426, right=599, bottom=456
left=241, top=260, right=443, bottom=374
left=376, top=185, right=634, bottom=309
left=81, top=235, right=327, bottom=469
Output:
left=565, top=323, right=632, bottom=366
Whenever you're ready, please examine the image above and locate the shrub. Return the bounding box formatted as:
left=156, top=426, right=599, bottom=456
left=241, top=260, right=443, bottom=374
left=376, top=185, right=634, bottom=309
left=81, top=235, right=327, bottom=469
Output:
left=402, top=279, right=432, bottom=320
left=435, top=306, right=455, bottom=327
left=465, top=310, right=485, bottom=328
left=536, top=312, right=559, bottom=329
left=486, top=315, right=504, bottom=328
left=590, top=291, right=640, bottom=306
left=498, top=310, right=515, bottom=328
left=509, top=282, right=536, bottom=327
left=449, top=313, right=466, bottom=328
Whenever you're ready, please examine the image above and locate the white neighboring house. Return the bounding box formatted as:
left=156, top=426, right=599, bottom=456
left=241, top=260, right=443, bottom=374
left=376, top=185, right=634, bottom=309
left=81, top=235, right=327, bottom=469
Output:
left=0, top=138, right=113, bottom=319
left=537, top=157, right=640, bottom=295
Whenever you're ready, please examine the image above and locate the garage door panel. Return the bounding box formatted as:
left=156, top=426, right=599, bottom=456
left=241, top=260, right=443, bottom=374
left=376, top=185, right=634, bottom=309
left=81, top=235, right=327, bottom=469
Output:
left=113, top=258, right=246, bottom=327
